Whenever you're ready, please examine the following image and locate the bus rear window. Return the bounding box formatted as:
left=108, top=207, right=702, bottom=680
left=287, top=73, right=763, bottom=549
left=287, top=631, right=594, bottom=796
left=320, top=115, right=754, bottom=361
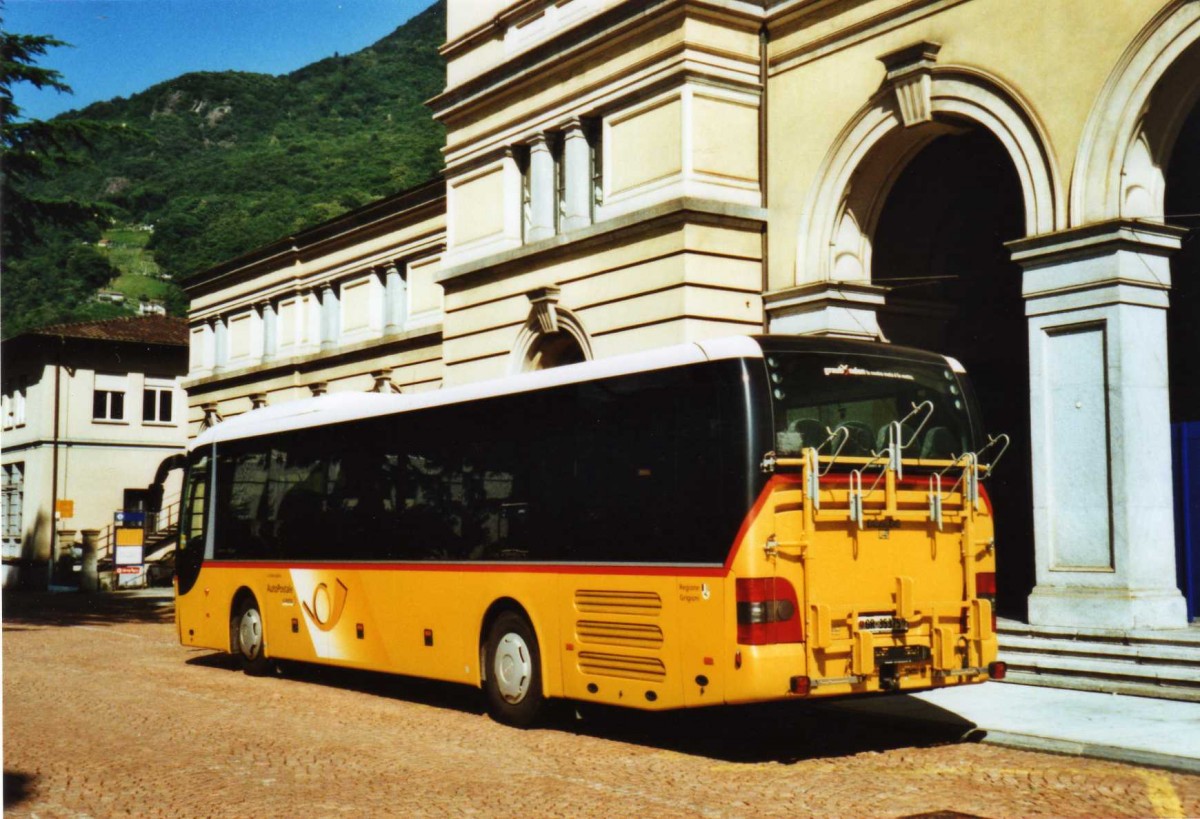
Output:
left=765, top=352, right=978, bottom=461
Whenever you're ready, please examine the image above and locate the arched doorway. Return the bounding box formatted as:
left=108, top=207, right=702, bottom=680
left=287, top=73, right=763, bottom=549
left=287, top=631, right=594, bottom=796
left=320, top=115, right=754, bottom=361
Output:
left=871, top=125, right=1033, bottom=619
left=1167, top=97, right=1200, bottom=621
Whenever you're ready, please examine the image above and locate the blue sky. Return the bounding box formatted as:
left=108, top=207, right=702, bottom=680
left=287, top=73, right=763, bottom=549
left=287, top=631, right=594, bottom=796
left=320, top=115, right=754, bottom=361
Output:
left=5, top=0, right=434, bottom=121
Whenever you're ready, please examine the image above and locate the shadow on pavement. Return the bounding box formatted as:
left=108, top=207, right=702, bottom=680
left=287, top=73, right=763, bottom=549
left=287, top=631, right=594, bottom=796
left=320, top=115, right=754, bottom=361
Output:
left=556, top=697, right=981, bottom=764
left=187, top=649, right=979, bottom=764
left=3, top=771, right=34, bottom=810
left=2, top=591, right=174, bottom=628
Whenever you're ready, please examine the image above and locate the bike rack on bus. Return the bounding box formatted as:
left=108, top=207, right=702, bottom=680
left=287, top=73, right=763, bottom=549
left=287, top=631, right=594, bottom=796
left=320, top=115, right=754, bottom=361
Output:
left=849, top=449, right=892, bottom=530
left=927, top=433, right=1011, bottom=530
left=802, top=425, right=850, bottom=512
left=885, top=400, right=935, bottom=481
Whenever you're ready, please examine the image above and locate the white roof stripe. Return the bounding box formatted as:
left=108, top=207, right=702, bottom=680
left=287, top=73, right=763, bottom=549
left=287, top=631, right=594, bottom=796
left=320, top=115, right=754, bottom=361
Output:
left=192, top=335, right=765, bottom=449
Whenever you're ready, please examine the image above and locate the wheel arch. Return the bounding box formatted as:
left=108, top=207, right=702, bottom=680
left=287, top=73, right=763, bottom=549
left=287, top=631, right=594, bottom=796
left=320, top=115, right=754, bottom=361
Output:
left=478, top=597, right=539, bottom=689
left=228, top=586, right=261, bottom=654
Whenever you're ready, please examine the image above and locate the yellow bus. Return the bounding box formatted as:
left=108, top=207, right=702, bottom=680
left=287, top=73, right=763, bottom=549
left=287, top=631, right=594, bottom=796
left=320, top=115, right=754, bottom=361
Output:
left=173, top=335, right=1005, bottom=726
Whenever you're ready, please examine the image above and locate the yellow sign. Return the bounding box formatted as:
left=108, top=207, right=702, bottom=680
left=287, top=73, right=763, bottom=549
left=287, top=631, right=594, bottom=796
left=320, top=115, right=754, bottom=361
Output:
left=55, top=500, right=75, bottom=518
left=116, top=528, right=144, bottom=547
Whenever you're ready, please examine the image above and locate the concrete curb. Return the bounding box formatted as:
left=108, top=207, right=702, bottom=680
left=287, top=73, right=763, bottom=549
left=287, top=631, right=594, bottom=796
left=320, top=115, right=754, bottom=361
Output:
left=979, top=730, right=1200, bottom=775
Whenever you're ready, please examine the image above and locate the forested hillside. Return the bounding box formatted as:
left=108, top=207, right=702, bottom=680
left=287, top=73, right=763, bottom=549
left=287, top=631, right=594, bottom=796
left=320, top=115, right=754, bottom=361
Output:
left=9, top=0, right=444, bottom=335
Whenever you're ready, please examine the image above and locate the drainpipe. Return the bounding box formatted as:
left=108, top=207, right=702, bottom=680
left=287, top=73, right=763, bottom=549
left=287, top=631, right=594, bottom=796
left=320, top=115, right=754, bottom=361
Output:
left=759, top=21, right=770, bottom=332
left=49, top=336, right=63, bottom=589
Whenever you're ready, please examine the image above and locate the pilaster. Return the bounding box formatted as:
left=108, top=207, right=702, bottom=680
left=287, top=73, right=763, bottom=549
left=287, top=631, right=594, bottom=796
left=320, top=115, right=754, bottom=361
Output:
left=1010, top=219, right=1188, bottom=630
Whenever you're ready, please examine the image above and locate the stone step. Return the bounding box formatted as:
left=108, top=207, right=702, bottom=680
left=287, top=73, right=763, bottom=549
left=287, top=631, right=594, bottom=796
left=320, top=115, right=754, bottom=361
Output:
left=995, top=620, right=1200, bottom=702
left=1001, top=670, right=1200, bottom=703
left=998, top=619, right=1200, bottom=650
left=1000, top=633, right=1200, bottom=666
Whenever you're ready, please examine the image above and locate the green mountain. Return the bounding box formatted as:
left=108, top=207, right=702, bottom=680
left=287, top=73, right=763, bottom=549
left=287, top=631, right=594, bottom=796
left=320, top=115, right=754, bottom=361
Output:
left=28, top=0, right=445, bottom=290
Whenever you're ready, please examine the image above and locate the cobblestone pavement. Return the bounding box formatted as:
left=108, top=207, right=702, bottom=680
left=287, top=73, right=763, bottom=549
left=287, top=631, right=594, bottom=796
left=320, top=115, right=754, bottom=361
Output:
left=4, top=592, right=1199, bottom=818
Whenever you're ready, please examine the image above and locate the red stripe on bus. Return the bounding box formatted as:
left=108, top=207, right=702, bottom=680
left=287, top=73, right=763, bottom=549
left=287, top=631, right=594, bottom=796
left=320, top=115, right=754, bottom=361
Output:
left=203, top=560, right=729, bottom=577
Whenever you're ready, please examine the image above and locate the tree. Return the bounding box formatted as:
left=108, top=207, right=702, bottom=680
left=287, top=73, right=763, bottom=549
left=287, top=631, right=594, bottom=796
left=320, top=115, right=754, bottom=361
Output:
left=1, top=30, right=121, bottom=336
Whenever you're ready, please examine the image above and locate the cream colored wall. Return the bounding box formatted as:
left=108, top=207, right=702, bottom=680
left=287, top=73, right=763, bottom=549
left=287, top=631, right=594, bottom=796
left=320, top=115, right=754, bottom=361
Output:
left=764, top=0, right=1169, bottom=290
left=440, top=219, right=762, bottom=384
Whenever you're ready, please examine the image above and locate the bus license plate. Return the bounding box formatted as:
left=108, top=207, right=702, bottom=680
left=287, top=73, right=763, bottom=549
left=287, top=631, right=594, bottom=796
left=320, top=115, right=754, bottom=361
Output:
left=857, top=615, right=909, bottom=634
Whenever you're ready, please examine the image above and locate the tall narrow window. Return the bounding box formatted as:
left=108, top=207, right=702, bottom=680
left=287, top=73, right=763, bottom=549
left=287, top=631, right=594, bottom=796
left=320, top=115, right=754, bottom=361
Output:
left=143, top=378, right=175, bottom=424
left=93, top=374, right=127, bottom=421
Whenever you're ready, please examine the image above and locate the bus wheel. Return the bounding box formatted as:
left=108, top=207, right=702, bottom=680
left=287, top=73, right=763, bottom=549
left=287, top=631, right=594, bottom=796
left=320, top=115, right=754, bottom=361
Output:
left=232, top=597, right=272, bottom=676
left=484, top=611, right=544, bottom=728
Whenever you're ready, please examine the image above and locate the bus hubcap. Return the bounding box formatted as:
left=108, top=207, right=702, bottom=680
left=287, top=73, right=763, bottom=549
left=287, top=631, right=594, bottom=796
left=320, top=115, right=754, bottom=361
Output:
left=239, top=609, right=263, bottom=659
left=494, top=632, right=531, bottom=703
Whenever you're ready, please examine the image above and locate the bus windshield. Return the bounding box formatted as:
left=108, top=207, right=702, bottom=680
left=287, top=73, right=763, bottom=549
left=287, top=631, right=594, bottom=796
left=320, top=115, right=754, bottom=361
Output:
left=765, top=351, right=978, bottom=461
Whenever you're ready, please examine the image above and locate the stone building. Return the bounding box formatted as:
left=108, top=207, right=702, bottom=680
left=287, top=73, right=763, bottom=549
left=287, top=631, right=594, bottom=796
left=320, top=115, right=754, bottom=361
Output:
left=1, top=316, right=189, bottom=587
left=184, top=0, right=1199, bottom=654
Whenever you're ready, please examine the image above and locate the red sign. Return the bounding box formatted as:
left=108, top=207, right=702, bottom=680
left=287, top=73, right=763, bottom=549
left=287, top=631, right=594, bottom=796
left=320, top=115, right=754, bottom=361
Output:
left=116, top=566, right=142, bottom=575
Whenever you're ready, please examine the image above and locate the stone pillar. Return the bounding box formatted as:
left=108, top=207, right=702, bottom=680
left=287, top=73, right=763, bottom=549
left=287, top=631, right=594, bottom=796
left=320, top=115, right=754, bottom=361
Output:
left=320, top=285, right=340, bottom=352
left=211, top=316, right=228, bottom=373
left=260, top=300, right=278, bottom=362
left=765, top=282, right=886, bottom=340
left=561, top=119, right=592, bottom=232
left=80, top=529, right=100, bottom=593
left=527, top=133, right=556, bottom=242
left=1010, top=219, right=1188, bottom=630
left=383, top=264, right=407, bottom=334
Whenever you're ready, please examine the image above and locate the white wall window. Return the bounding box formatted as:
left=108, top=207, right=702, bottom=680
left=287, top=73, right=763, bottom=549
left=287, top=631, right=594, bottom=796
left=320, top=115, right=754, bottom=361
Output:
left=93, top=373, right=127, bottom=421
left=143, top=378, right=175, bottom=424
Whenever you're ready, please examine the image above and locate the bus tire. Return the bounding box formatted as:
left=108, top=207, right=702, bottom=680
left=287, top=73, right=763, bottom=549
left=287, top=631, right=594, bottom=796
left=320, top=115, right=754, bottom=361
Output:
left=232, top=596, right=272, bottom=676
left=483, top=611, right=544, bottom=728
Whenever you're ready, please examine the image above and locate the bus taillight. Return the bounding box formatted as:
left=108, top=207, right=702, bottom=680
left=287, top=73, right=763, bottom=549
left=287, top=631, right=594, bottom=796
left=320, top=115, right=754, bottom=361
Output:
left=736, top=578, right=803, bottom=645
left=976, top=571, right=998, bottom=632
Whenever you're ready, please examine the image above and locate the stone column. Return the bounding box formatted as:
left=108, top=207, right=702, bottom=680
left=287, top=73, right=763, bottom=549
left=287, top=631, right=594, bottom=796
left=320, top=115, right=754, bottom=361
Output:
left=320, top=284, right=339, bottom=352
left=1010, top=219, right=1188, bottom=630
left=383, top=264, right=407, bottom=334
left=260, top=300, right=278, bottom=363
left=527, top=133, right=556, bottom=242
left=211, top=316, right=228, bottom=373
left=561, top=119, right=592, bottom=232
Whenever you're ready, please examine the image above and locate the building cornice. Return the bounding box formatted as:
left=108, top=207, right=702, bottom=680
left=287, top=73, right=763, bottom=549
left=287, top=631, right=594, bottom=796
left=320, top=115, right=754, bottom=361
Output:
left=437, top=197, right=766, bottom=289
left=431, top=0, right=762, bottom=125
left=183, top=323, right=444, bottom=395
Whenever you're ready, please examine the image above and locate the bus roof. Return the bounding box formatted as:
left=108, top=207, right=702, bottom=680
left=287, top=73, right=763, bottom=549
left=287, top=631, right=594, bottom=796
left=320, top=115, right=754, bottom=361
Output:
left=189, top=334, right=957, bottom=449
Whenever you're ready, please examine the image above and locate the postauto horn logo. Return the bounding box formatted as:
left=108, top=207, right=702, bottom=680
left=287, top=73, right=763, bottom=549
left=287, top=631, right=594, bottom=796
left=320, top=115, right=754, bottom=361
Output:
left=302, top=578, right=349, bottom=632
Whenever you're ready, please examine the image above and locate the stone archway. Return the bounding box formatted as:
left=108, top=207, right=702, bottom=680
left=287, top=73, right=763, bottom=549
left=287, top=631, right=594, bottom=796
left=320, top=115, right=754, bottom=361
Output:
left=793, top=52, right=1062, bottom=296
left=1070, top=0, right=1200, bottom=226
left=510, top=286, right=594, bottom=373
left=779, top=48, right=1059, bottom=619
